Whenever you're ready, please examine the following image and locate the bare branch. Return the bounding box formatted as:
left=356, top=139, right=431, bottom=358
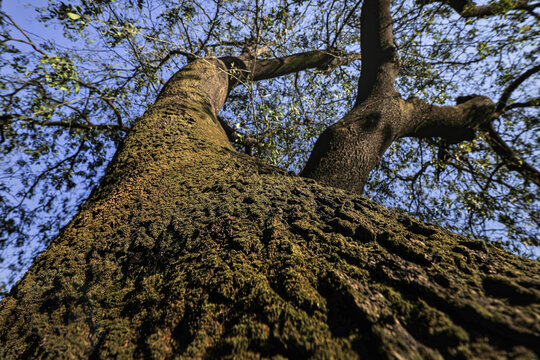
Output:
left=331, top=0, right=363, bottom=48
left=0, top=11, right=48, bottom=57
left=153, top=49, right=197, bottom=70
left=325, top=0, right=338, bottom=47
left=197, top=0, right=223, bottom=54
left=506, top=97, right=540, bottom=110
left=6, top=140, right=86, bottom=215
left=75, top=79, right=126, bottom=128
left=205, top=41, right=245, bottom=48
left=480, top=123, right=540, bottom=187
left=2, top=114, right=129, bottom=133
left=496, top=64, right=540, bottom=113
left=178, top=17, right=195, bottom=53
left=393, top=160, right=433, bottom=182
left=106, top=4, right=158, bottom=93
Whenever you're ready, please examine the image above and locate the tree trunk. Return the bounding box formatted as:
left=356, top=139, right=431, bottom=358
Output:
left=301, top=95, right=403, bottom=194
left=1, top=58, right=539, bottom=359
left=300, top=0, right=498, bottom=195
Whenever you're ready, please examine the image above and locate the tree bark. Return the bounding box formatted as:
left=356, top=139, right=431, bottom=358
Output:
left=417, top=0, right=540, bottom=18
left=1, top=54, right=539, bottom=359
left=301, top=0, right=499, bottom=194
left=301, top=0, right=403, bottom=194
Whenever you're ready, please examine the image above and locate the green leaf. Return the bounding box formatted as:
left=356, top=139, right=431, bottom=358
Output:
left=66, top=12, right=81, bottom=20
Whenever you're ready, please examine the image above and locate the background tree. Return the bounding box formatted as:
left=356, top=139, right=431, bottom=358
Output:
left=0, top=0, right=538, bottom=291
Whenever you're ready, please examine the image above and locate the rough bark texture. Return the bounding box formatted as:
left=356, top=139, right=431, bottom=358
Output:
left=1, top=57, right=539, bottom=360
left=301, top=95, right=403, bottom=194
left=301, top=0, right=403, bottom=194
left=301, top=0, right=500, bottom=194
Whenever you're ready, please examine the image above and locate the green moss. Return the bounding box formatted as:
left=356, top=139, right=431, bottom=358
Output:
left=1, top=59, right=539, bottom=360
left=410, top=300, right=470, bottom=346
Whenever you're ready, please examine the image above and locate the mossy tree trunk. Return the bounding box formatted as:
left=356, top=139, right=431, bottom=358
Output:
left=0, top=54, right=539, bottom=360
left=1, top=1, right=539, bottom=358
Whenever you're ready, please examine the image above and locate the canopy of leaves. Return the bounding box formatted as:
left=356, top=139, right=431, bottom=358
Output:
left=0, top=0, right=538, bottom=291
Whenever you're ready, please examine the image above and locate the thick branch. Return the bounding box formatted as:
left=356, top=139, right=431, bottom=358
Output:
left=403, top=95, right=539, bottom=186
left=221, top=49, right=361, bottom=87
left=404, top=95, right=496, bottom=143
left=302, top=0, right=402, bottom=194
left=356, top=0, right=399, bottom=104
left=250, top=50, right=360, bottom=80
left=151, top=50, right=361, bottom=150
left=418, top=0, right=540, bottom=17
left=481, top=123, right=540, bottom=186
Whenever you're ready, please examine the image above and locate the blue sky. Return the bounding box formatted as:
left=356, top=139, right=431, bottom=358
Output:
left=0, top=0, right=74, bottom=288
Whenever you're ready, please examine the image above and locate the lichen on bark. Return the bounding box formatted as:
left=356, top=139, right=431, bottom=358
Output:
left=1, top=55, right=539, bottom=359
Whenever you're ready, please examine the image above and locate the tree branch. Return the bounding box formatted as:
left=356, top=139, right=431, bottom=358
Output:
left=217, top=116, right=258, bottom=155
left=220, top=49, right=361, bottom=87
left=506, top=97, right=540, bottom=110
left=496, top=64, right=540, bottom=113
left=197, top=0, right=223, bottom=54
left=74, top=79, right=126, bottom=128
left=404, top=95, right=496, bottom=143
left=331, top=0, right=363, bottom=48
left=0, top=11, right=48, bottom=57
left=153, top=49, right=197, bottom=70
left=6, top=140, right=86, bottom=215
left=355, top=0, right=399, bottom=105
left=402, top=68, right=539, bottom=185
left=252, top=50, right=362, bottom=80
left=417, top=0, right=540, bottom=18
left=480, top=122, right=540, bottom=186
left=1, top=114, right=129, bottom=133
